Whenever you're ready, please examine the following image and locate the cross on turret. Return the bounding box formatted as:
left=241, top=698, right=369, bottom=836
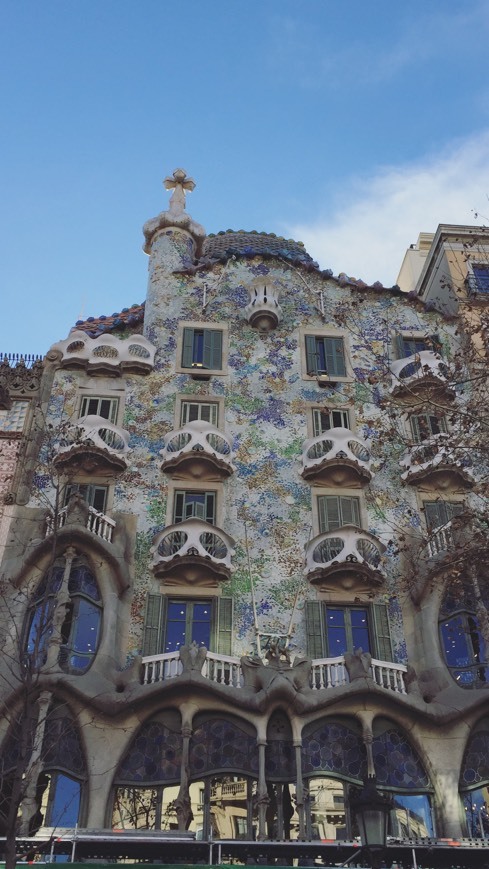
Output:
left=164, top=168, right=196, bottom=215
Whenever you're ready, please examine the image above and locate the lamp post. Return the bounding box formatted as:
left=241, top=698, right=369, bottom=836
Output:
left=347, top=775, right=392, bottom=868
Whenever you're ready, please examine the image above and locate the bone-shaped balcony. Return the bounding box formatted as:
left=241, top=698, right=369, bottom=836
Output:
left=51, top=331, right=155, bottom=375
left=390, top=351, right=452, bottom=397
left=53, top=415, right=130, bottom=474
left=305, top=525, right=385, bottom=590
left=400, top=433, right=474, bottom=489
left=152, top=518, right=235, bottom=586
left=301, top=428, right=373, bottom=486
left=160, top=420, right=234, bottom=481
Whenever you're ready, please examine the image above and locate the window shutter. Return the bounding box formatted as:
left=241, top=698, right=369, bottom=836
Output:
left=371, top=604, right=393, bottom=662
left=203, top=329, right=222, bottom=370
left=142, top=594, right=164, bottom=657
left=216, top=596, right=233, bottom=655
left=325, top=337, right=347, bottom=377
left=318, top=496, right=341, bottom=533
left=424, top=501, right=462, bottom=530
left=394, top=333, right=407, bottom=360
left=305, top=335, right=318, bottom=375
left=339, top=496, right=360, bottom=528
left=305, top=601, right=324, bottom=659
left=182, top=328, right=195, bottom=368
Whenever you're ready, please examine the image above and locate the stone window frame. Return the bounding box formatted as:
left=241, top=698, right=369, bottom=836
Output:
left=175, top=321, right=229, bottom=377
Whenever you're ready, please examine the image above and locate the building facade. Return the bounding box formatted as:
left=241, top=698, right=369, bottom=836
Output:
left=1, top=171, right=488, bottom=853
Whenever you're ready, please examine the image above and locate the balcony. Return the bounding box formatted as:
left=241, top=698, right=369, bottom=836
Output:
left=244, top=284, right=282, bottom=332
left=141, top=649, right=407, bottom=695
left=390, top=351, right=452, bottom=397
left=160, top=420, right=234, bottom=481
left=51, top=331, right=155, bottom=375
left=151, top=518, right=235, bottom=586
left=301, top=428, right=373, bottom=486
left=400, top=433, right=474, bottom=489
left=304, top=525, right=385, bottom=591
left=45, top=504, right=116, bottom=543
left=53, top=415, right=130, bottom=474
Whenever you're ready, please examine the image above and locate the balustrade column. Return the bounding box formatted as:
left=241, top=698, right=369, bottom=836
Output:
left=18, top=690, right=52, bottom=835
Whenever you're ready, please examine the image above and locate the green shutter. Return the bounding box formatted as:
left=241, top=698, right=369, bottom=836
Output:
left=305, top=601, right=324, bottom=659
left=182, top=328, right=195, bottom=368
left=305, top=335, right=318, bottom=375
left=340, top=496, right=360, bottom=527
left=141, top=593, right=164, bottom=656
left=318, top=496, right=341, bottom=533
left=394, top=333, right=406, bottom=360
left=216, top=596, right=233, bottom=655
left=325, top=337, right=347, bottom=377
left=203, top=329, right=222, bottom=370
left=371, top=604, right=393, bottom=662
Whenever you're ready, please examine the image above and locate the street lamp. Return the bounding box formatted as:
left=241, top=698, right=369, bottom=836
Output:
left=347, top=775, right=392, bottom=868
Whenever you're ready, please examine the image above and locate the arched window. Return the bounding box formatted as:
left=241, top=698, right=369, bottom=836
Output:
left=439, top=574, right=489, bottom=688
left=0, top=701, right=86, bottom=834
left=25, top=556, right=102, bottom=674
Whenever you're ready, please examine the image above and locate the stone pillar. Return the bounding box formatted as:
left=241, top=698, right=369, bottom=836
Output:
left=175, top=723, right=193, bottom=830
left=256, top=740, right=269, bottom=840
left=294, top=742, right=306, bottom=839
left=44, top=546, right=76, bottom=672
left=18, top=690, right=52, bottom=835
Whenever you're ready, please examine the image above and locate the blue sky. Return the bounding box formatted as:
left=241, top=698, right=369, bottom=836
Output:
left=2, top=0, right=489, bottom=357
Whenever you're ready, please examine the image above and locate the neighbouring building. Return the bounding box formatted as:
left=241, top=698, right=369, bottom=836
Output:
left=0, top=170, right=488, bottom=861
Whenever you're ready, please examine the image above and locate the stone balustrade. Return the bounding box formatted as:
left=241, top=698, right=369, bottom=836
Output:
left=45, top=504, right=116, bottom=543
left=141, top=649, right=407, bottom=695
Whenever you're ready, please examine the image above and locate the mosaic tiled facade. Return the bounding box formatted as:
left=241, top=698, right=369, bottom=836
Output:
left=0, top=173, right=488, bottom=850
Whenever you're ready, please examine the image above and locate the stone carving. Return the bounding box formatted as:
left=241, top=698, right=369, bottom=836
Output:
left=344, top=648, right=372, bottom=680
left=179, top=641, right=207, bottom=674
left=0, top=356, right=43, bottom=396
left=241, top=651, right=312, bottom=699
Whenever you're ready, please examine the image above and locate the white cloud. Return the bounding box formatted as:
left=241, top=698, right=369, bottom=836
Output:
left=285, top=132, right=489, bottom=286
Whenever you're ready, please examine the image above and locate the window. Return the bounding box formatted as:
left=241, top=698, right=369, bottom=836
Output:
left=180, top=400, right=219, bottom=427
left=424, top=500, right=463, bottom=531
left=410, top=413, right=447, bottom=443
left=325, top=606, right=371, bottom=656
left=182, top=327, right=223, bottom=371
left=80, top=395, right=119, bottom=422
left=312, top=408, right=350, bottom=437
left=64, top=483, right=109, bottom=513
left=469, top=263, right=489, bottom=295
left=0, top=399, right=29, bottom=434
left=173, top=490, right=216, bottom=524
left=25, top=558, right=102, bottom=674
left=305, top=335, right=347, bottom=377
left=142, top=594, right=233, bottom=657
left=42, top=773, right=81, bottom=827
left=305, top=601, right=393, bottom=661
left=439, top=574, right=489, bottom=688
left=317, top=495, right=361, bottom=533
left=394, top=334, right=441, bottom=360
left=165, top=599, right=213, bottom=652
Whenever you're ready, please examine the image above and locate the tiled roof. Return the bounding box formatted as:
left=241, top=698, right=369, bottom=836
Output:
left=73, top=231, right=407, bottom=336
left=73, top=303, right=144, bottom=338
